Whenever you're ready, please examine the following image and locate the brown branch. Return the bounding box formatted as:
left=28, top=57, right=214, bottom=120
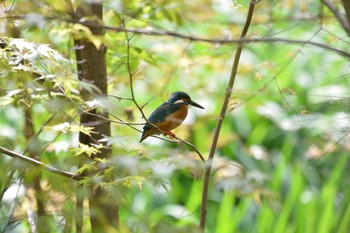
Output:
left=110, top=111, right=205, bottom=161
left=0, top=146, right=82, bottom=180
left=2, top=14, right=350, bottom=57
left=199, top=0, right=258, bottom=230
left=107, top=94, right=134, bottom=101
left=73, top=20, right=350, bottom=58
left=173, top=137, right=205, bottom=162
left=321, top=0, right=350, bottom=36
left=120, top=18, right=206, bottom=162
left=341, top=0, right=350, bottom=36
left=121, top=17, right=150, bottom=124
left=83, top=110, right=145, bottom=126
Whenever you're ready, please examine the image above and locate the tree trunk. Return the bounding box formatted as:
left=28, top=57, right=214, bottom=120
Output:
left=23, top=106, right=48, bottom=233
left=72, top=2, right=119, bottom=232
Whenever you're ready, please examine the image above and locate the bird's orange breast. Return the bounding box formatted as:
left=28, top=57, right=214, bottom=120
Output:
left=158, top=104, right=188, bottom=131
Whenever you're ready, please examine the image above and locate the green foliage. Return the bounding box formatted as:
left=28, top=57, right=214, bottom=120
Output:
left=0, top=0, right=350, bottom=232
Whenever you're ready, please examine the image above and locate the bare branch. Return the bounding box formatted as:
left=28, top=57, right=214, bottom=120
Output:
left=2, top=14, right=349, bottom=57
left=75, top=20, right=350, bottom=58
left=341, top=0, right=350, bottom=35
left=107, top=94, right=134, bottom=101
left=120, top=19, right=205, bottom=162
left=199, top=0, right=258, bottom=230
left=0, top=146, right=82, bottom=180
left=120, top=17, right=150, bottom=124
left=174, top=137, right=205, bottom=162
left=321, top=0, right=350, bottom=36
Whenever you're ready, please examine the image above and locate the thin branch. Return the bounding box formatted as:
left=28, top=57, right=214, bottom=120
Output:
left=120, top=17, right=168, bottom=135
left=1, top=177, right=23, bottom=233
left=173, top=137, right=205, bottom=162
left=2, top=14, right=350, bottom=57
left=121, top=18, right=169, bottom=139
left=83, top=110, right=145, bottom=126
left=341, top=0, right=350, bottom=36
left=109, top=112, right=184, bottom=144
left=318, top=130, right=350, bottom=159
left=199, top=0, right=258, bottom=230
left=273, top=27, right=323, bottom=115
left=120, top=17, right=149, bottom=123
left=23, top=113, right=57, bottom=155
left=120, top=17, right=206, bottom=162
left=0, top=146, right=82, bottom=180
left=107, top=94, right=134, bottom=101
left=72, top=20, right=350, bottom=58
left=110, top=111, right=205, bottom=161
left=321, top=0, right=350, bottom=36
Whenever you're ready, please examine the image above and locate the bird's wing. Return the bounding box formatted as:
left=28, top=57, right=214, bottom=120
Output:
left=144, top=102, right=181, bottom=128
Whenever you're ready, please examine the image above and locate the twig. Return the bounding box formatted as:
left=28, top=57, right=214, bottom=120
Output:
left=174, top=137, right=205, bottom=162
left=83, top=110, right=145, bottom=126
left=316, top=130, right=350, bottom=160
left=107, top=94, right=134, bottom=101
left=321, top=0, right=350, bottom=36
left=120, top=17, right=206, bottom=162
left=121, top=18, right=170, bottom=137
left=0, top=146, right=82, bottom=180
left=23, top=113, right=57, bottom=155
left=72, top=20, right=350, bottom=58
left=120, top=18, right=171, bottom=137
left=273, top=27, right=323, bottom=115
left=199, top=0, right=258, bottom=230
left=341, top=0, right=350, bottom=36
left=120, top=17, right=150, bottom=123
left=2, top=14, right=350, bottom=57
left=1, top=177, right=23, bottom=233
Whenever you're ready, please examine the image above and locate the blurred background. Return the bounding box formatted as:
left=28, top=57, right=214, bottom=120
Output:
left=0, top=0, right=350, bottom=232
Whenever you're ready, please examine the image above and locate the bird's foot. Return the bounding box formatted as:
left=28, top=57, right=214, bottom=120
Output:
left=163, top=130, right=176, bottom=139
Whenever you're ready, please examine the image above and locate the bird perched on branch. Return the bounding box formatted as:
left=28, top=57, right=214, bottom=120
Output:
left=140, top=91, right=204, bottom=142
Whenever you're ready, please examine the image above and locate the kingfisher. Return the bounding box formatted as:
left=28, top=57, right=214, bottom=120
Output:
left=140, top=91, right=204, bottom=142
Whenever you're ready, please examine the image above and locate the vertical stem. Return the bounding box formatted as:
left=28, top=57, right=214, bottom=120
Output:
left=341, top=0, right=350, bottom=36
left=321, top=0, right=350, bottom=36
left=199, top=1, right=258, bottom=230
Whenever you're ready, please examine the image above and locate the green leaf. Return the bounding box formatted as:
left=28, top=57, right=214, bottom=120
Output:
left=74, top=143, right=103, bottom=157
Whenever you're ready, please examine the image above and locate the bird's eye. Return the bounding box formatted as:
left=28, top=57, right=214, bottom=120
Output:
left=173, top=99, right=185, bottom=104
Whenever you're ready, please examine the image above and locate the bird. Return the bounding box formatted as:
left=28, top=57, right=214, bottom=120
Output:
left=140, top=91, right=204, bottom=142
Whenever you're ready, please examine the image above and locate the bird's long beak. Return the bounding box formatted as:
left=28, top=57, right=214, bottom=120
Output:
left=190, top=100, right=205, bottom=109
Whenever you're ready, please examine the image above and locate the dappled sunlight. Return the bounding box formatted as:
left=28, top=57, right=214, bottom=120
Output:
left=1, top=0, right=350, bottom=232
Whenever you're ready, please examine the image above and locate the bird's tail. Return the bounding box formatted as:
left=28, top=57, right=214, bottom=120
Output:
left=139, top=133, right=146, bottom=142
left=139, top=129, right=148, bottom=142
left=140, top=124, right=154, bottom=142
